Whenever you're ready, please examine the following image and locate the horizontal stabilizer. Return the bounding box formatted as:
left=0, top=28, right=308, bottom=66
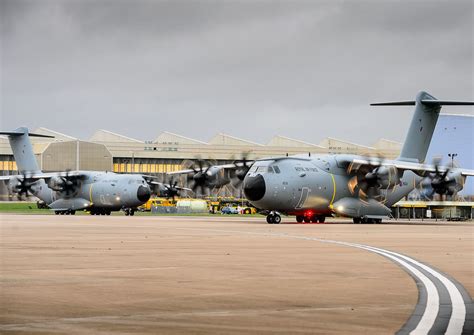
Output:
left=0, top=131, right=54, bottom=138
left=371, top=100, right=474, bottom=106
left=370, top=101, right=416, bottom=106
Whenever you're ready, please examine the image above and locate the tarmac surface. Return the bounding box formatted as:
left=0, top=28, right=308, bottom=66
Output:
left=1, top=214, right=473, bottom=334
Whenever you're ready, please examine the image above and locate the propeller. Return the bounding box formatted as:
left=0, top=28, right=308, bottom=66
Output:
left=187, top=159, right=212, bottom=197
left=163, top=177, right=180, bottom=201
left=423, top=158, right=462, bottom=199
left=231, top=154, right=252, bottom=188
left=347, top=156, right=390, bottom=202
left=49, top=170, right=85, bottom=197
left=13, top=173, right=36, bottom=200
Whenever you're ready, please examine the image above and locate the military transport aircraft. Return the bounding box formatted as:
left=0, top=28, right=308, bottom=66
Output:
left=170, top=91, right=474, bottom=224
left=0, top=128, right=186, bottom=215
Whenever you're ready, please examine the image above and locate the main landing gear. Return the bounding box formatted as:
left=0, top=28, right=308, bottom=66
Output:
left=89, top=208, right=112, bottom=215
left=55, top=210, right=76, bottom=215
left=353, top=217, right=382, bottom=224
left=296, top=215, right=325, bottom=223
left=124, top=208, right=135, bottom=216
left=266, top=212, right=281, bottom=224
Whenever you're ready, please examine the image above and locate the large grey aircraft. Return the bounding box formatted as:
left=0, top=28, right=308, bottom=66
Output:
left=0, top=128, right=184, bottom=215
left=171, top=91, right=474, bottom=224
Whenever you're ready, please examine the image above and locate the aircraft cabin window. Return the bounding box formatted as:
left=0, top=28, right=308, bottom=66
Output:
left=273, top=166, right=281, bottom=174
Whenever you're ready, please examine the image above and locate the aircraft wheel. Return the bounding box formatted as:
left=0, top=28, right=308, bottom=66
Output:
left=303, top=217, right=310, bottom=223
left=55, top=211, right=59, bottom=215
left=106, top=211, right=111, bottom=216
left=375, top=218, right=382, bottom=224
left=318, top=216, right=326, bottom=223
left=353, top=217, right=361, bottom=224
left=273, top=214, right=281, bottom=224
left=266, top=215, right=274, bottom=224
left=60, top=211, right=65, bottom=215
left=296, top=216, right=303, bottom=223
left=124, top=210, right=130, bottom=216
left=130, top=210, right=135, bottom=216
left=311, top=216, right=318, bottom=223
left=70, top=210, right=76, bottom=215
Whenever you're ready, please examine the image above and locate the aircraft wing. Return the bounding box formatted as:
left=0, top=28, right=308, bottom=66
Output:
left=350, top=158, right=474, bottom=177
left=146, top=180, right=192, bottom=192
left=167, top=157, right=314, bottom=175
left=0, top=171, right=86, bottom=181
left=167, top=163, right=242, bottom=175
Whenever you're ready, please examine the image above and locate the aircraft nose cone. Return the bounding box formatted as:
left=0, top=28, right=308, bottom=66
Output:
left=243, top=174, right=266, bottom=201
left=137, top=185, right=151, bottom=202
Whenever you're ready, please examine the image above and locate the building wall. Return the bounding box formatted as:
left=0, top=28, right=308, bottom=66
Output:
left=42, top=141, right=112, bottom=172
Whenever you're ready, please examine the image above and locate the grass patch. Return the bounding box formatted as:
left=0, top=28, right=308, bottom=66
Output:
left=0, top=202, right=262, bottom=217
left=0, top=202, right=49, bottom=214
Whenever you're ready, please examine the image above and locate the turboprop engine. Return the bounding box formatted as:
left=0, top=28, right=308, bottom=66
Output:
left=349, top=163, right=400, bottom=200
left=47, top=172, right=84, bottom=197
left=365, top=165, right=400, bottom=189
left=8, top=174, right=37, bottom=199
left=427, top=170, right=465, bottom=196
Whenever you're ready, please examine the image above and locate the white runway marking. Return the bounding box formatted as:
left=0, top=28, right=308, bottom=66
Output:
left=176, top=227, right=470, bottom=335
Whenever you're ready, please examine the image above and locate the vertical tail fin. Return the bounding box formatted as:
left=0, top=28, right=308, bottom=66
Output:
left=0, top=127, right=53, bottom=174
left=371, top=91, right=474, bottom=163
left=399, top=91, right=440, bottom=163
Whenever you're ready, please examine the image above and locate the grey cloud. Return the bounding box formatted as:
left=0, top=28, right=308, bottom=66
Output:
left=1, top=0, right=472, bottom=145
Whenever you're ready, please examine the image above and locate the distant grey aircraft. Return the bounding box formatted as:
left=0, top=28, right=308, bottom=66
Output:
left=0, top=128, right=185, bottom=215
left=171, top=91, right=474, bottom=224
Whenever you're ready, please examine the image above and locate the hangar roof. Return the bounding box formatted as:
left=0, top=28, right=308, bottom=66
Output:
left=89, top=129, right=143, bottom=143
left=267, top=136, right=324, bottom=148
left=208, top=133, right=263, bottom=146
left=319, top=137, right=375, bottom=150
left=154, top=131, right=207, bottom=145
left=372, top=138, right=403, bottom=150
left=33, top=127, right=77, bottom=141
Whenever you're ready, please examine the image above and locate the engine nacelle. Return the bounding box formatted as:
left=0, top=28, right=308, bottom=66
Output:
left=8, top=176, right=22, bottom=193
left=377, top=166, right=400, bottom=189
left=47, top=176, right=64, bottom=191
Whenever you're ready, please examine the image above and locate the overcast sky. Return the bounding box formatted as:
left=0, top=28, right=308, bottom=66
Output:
left=1, top=0, right=473, bottom=145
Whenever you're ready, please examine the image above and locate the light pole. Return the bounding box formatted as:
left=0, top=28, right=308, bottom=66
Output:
left=448, top=153, right=458, bottom=168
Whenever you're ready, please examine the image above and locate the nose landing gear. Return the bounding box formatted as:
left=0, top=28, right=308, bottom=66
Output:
left=266, top=212, right=281, bottom=224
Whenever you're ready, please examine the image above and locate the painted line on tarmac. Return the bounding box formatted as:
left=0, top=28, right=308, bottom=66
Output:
left=176, top=227, right=473, bottom=335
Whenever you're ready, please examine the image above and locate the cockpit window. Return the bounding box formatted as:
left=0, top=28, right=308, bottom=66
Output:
left=256, top=166, right=268, bottom=173
left=267, top=166, right=274, bottom=173
left=273, top=166, right=281, bottom=174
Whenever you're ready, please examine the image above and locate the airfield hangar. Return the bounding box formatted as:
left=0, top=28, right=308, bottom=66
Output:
left=0, top=114, right=472, bottom=198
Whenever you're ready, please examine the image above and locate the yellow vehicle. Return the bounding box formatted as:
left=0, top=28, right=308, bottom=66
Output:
left=240, top=206, right=257, bottom=215
left=139, top=197, right=175, bottom=211
left=207, top=197, right=257, bottom=214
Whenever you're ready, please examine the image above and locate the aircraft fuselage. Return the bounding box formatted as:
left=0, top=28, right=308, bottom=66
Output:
left=243, top=154, right=420, bottom=217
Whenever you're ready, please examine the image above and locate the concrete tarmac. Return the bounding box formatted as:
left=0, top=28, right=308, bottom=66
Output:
left=0, top=214, right=473, bottom=334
